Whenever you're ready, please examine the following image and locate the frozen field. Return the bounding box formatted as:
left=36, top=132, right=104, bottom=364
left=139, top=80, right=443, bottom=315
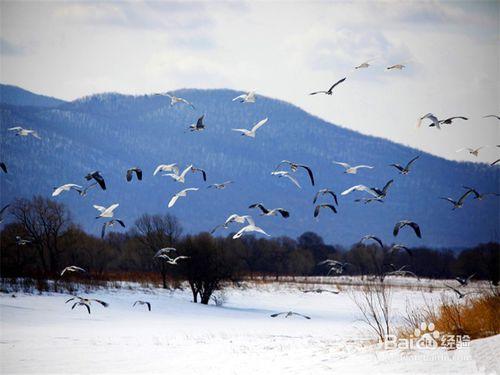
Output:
left=1, top=282, right=498, bottom=374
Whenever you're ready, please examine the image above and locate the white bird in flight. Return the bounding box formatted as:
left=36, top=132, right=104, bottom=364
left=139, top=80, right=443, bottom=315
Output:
left=93, top=203, right=119, bottom=219
left=271, top=171, right=301, bottom=189
left=390, top=156, right=420, bottom=175
left=163, top=164, right=193, bottom=183
left=52, top=184, right=83, bottom=197
left=156, top=93, right=195, bottom=109
left=341, top=185, right=378, bottom=197
left=101, top=219, right=125, bottom=238
left=417, top=113, right=440, bottom=129
left=154, top=252, right=190, bottom=265
left=16, top=236, right=31, bottom=246
left=318, top=260, right=350, bottom=275
left=354, top=59, right=374, bottom=69
left=232, top=118, right=269, bottom=138
left=249, top=203, right=290, bottom=218
left=440, top=189, right=476, bottom=210
left=74, top=182, right=98, bottom=197
left=232, top=216, right=270, bottom=239
left=8, top=126, right=41, bottom=139
left=232, top=91, right=256, bottom=103
left=154, top=247, right=177, bottom=257
left=133, top=300, right=152, bottom=311
left=71, top=301, right=92, bottom=314
left=387, top=63, right=405, bottom=70
left=270, top=311, right=311, bottom=319
left=164, top=256, right=190, bottom=265
left=348, top=180, right=394, bottom=202
left=207, top=181, right=234, bottom=189
left=274, top=160, right=315, bottom=186
left=483, top=114, right=500, bottom=120
left=333, top=161, right=373, bottom=174
left=60, top=266, right=86, bottom=277
left=66, top=296, right=109, bottom=314
left=168, top=188, right=198, bottom=208
left=153, top=163, right=179, bottom=176
left=456, top=146, right=489, bottom=157
left=310, top=77, right=346, bottom=95
left=211, top=214, right=250, bottom=234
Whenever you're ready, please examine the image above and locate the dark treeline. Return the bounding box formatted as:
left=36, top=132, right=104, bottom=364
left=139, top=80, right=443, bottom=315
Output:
left=1, top=196, right=499, bottom=301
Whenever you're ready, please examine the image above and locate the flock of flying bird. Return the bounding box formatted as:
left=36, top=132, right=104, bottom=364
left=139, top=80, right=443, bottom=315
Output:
left=2, top=58, right=499, bottom=317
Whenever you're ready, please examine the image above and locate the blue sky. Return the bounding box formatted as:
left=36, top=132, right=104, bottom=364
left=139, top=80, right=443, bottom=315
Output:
left=1, top=1, right=498, bottom=163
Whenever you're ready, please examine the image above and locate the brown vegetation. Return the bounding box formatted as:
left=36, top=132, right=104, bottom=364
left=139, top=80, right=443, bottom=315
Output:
left=400, top=288, right=500, bottom=343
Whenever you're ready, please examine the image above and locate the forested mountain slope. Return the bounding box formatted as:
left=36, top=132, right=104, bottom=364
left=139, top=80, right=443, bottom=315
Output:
left=0, top=85, right=497, bottom=246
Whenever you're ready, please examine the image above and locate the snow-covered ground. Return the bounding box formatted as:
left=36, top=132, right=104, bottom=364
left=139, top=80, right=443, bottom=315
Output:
left=0, top=282, right=498, bottom=374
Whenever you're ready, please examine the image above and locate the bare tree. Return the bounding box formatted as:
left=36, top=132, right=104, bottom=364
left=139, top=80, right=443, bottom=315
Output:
left=132, top=213, right=183, bottom=288
left=350, top=283, right=393, bottom=342
left=10, top=196, right=74, bottom=276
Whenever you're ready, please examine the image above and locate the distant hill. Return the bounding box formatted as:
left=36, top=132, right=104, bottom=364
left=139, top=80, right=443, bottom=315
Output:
left=0, top=84, right=66, bottom=108
left=0, top=85, right=498, bottom=247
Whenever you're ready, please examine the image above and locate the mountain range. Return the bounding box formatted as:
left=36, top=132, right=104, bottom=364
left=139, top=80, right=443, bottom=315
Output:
left=0, top=84, right=498, bottom=247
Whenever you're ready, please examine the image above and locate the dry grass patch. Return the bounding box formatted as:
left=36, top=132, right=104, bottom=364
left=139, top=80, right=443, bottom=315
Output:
left=400, top=287, right=499, bottom=343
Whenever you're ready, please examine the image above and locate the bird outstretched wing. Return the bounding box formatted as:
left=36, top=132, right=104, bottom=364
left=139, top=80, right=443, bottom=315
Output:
left=458, top=189, right=475, bottom=205
left=249, top=203, right=268, bottom=214
left=327, top=77, right=346, bottom=92
left=196, top=115, right=204, bottom=127
left=93, top=205, right=106, bottom=213
left=276, top=208, right=290, bottom=218
left=309, top=90, right=327, bottom=96
left=333, top=161, right=350, bottom=169
left=251, top=118, right=268, bottom=132
left=405, top=156, right=420, bottom=170
left=168, top=195, right=180, bottom=208
left=282, top=173, right=301, bottom=189
left=299, top=164, right=315, bottom=186
left=390, top=164, right=404, bottom=172
left=232, top=94, right=246, bottom=101
left=381, top=180, right=394, bottom=195
left=341, top=185, right=378, bottom=197
left=314, top=204, right=337, bottom=217
left=361, top=235, right=383, bottom=248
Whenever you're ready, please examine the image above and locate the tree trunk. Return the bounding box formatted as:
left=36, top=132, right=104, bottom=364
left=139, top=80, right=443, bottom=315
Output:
left=161, top=271, right=168, bottom=289
left=200, top=289, right=212, bottom=305
left=189, top=282, right=198, bottom=303
left=35, top=244, right=48, bottom=274
left=49, top=249, right=59, bottom=276
left=200, top=282, right=216, bottom=305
